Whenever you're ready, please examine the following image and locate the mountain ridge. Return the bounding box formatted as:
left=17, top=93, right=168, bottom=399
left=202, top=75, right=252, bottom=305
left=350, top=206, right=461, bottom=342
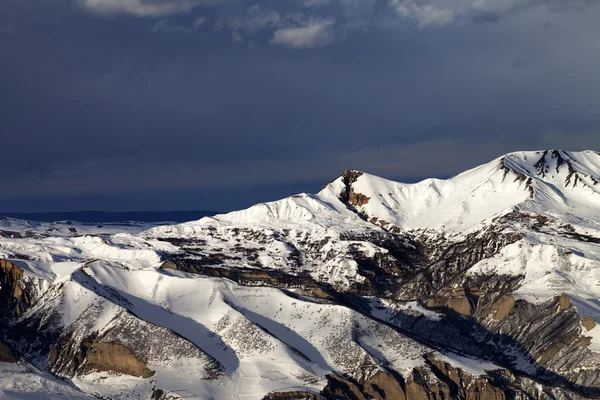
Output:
left=2, top=150, right=600, bottom=399
left=154, top=149, right=600, bottom=233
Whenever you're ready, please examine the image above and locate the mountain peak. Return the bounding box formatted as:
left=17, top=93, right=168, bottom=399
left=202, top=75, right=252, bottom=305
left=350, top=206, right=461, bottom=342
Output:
left=500, top=149, right=600, bottom=187
left=341, top=169, right=364, bottom=178
left=324, top=149, right=600, bottom=232
left=156, top=150, right=600, bottom=234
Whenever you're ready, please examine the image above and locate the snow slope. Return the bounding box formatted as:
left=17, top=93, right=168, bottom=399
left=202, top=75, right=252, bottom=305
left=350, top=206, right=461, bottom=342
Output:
left=0, top=362, right=93, bottom=400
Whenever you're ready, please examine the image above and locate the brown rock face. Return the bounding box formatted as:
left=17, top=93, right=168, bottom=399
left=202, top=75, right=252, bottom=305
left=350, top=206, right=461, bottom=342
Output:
left=321, top=374, right=369, bottom=400
left=582, top=316, right=596, bottom=331
left=580, top=336, right=593, bottom=348
left=446, top=297, right=474, bottom=316
left=349, top=192, right=370, bottom=207
left=558, top=294, right=571, bottom=310
left=424, top=357, right=506, bottom=400
left=490, top=296, right=515, bottom=320
left=535, top=342, right=564, bottom=365
left=311, top=287, right=332, bottom=300
left=0, top=339, right=16, bottom=363
left=81, top=342, right=154, bottom=378
left=0, top=259, right=23, bottom=287
left=341, top=170, right=363, bottom=184
left=426, top=288, right=474, bottom=316
left=340, top=170, right=371, bottom=208
left=0, top=259, right=26, bottom=317
left=313, top=361, right=524, bottom=400
left=362, top=370, right=406, bottom=400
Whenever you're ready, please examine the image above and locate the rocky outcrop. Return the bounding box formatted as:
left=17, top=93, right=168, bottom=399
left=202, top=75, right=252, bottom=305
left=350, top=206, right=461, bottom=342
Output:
left=396, top=228, right=524, bottom=300
left=445, top=294, right=600, bottom=395
left=0, top=259, right=31, bottom=320
left=49, top=329, right=154, bottom=378
left=361, top=370, right=406, bottom=400
left=558, top=294, right=571, bottom=310
left=162, top=259, right=318, bottom=289
left=309, top=359, right=572, bottom=400
left=489, top=296, right=515, bottom=320
left=426, top=288, right=475, bottom=316
left=582, top=317, right=596, bottom=331
left=419, top=357, right=507, bottom=400
left=80, top=342, right=154, bottom=378
left=321, top=373, right=373, bottom=400
left=340, top=170, right=370, bottom=208
left=1, top=259, right=48, bottom=365
left=46, top=302, right=224, bottom=380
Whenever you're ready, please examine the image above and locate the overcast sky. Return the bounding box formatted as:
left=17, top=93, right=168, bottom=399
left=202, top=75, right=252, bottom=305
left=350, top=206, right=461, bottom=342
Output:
left=1, top=0, right=600, bottom=212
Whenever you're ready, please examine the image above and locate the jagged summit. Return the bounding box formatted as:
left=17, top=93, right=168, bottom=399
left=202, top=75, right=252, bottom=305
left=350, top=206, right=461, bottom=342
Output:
left=501, top=149, right=600, bottom=183
left=154, top=150, right=600, bottom=235
left=335, top=149, right=600, bottom=231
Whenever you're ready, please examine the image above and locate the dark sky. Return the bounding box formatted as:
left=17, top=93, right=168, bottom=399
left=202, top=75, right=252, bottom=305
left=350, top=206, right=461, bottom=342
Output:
left=2, top=0, right=600, bottom=212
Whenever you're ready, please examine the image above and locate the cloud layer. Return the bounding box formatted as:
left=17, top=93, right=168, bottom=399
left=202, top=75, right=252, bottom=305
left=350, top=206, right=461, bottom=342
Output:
left=74, top=0, right=598, bottom=47
left=78, top=0, right=205, bottom=17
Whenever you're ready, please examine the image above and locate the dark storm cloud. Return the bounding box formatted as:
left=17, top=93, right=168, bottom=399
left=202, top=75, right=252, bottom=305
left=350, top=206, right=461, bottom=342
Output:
left=1, top=0, right=600, bottom=212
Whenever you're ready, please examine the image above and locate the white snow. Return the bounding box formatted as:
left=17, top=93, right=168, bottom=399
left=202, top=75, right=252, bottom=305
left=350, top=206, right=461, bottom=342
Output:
left=436, top=352, right=501, bottom=376
left=0, top=362, right=93, bottom=400
left=468, top=234, right=600, bottom=303
left=6, top=259, right=81, bottom=285
left=4, top=150, right=600, bottom=398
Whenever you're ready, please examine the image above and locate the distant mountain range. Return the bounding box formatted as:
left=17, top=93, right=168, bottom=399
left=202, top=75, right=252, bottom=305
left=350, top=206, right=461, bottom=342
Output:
left=2, top=150, right=600, bottom=399
left=1, top=210, right=219, bottom=223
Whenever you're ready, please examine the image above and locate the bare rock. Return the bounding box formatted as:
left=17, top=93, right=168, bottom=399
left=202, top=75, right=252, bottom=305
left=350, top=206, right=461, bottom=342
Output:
left=490, top=296, right=515, bottom=320
left=81, top=342, right=154, bottom=378
left=582, top=316, right=596, bottom=331
left=558, top=294, right=571, bottom=310
left=426, top=288, right=474, bottom=316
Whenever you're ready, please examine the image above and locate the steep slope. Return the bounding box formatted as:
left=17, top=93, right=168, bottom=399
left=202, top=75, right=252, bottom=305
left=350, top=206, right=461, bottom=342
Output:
left=322, top=149, right=600, bottom=231
left=2, top=150, right=600, bottom=399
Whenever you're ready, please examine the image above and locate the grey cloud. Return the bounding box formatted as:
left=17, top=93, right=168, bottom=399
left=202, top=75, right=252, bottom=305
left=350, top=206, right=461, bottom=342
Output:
left=77, top=0, right=207, bottom=17
left=72, top=0, right=599, bottom=48
left=194, top=15, right=207, bottom=26
left=389, top=0, right=598, bottom=26
left=271, top=18, right=335, bottom=48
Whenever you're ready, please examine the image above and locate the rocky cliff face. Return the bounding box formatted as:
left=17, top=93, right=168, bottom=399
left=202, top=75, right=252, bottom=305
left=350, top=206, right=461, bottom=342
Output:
left=0, top=260, right=37, bottom=321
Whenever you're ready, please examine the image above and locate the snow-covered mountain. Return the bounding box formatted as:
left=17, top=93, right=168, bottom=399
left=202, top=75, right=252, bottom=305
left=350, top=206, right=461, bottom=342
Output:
left=3, top=149, right=600, bottom=399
